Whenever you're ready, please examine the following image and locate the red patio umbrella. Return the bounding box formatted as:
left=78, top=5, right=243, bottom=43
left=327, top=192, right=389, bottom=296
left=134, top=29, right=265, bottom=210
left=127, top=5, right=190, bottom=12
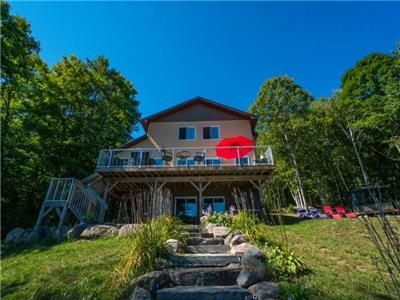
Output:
left=216, top=136, right=254, bottom=159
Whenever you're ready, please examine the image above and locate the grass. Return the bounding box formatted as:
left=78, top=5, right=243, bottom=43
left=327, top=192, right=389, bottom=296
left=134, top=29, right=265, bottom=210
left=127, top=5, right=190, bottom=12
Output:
left=1, top=218, right=395, bottom=299
left=268, top=217, right=395, bottom=300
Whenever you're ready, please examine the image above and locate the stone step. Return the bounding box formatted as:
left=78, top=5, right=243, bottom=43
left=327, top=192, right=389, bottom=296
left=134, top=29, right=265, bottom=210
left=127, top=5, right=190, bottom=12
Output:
left=170, top=254, right=240, bottom=267
left=187, top=237, right=223, bottom=245
left=169, top=267, right=241, bottom=286
left=184, top=232, right=214, bottom=239
left=186, top=245, right=230, bottom=254
left=157, top=285, right=251, bottom=300
left=181, top=225, right=202, bottom=233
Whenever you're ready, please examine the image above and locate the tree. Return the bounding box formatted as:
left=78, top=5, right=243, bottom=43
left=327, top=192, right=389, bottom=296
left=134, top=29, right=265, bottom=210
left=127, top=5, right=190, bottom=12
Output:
left=1, top=2, right=141, bottom=235
left=250, top=76, right=313, bottom=208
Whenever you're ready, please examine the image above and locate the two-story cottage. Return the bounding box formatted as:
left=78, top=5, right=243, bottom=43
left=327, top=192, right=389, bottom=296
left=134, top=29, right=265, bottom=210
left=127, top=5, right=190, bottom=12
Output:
left=35, top=97, right=275, bottom=228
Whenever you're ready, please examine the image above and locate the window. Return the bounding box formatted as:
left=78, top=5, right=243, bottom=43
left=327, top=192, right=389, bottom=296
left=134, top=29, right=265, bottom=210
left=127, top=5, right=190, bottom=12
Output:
left=205, top=158, right=221, bottom=166
left=178, top=127, right=196, bottom=141
left=203, top=197, right=225, bottom=213
left=202, top=126, right=220, bottom=140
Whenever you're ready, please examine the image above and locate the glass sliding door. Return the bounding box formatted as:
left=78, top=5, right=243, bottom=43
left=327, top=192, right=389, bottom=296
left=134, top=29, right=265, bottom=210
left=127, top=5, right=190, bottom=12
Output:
left=203, top=197, right=225, bottom=213
left=175, top=197, right=197, bottom=223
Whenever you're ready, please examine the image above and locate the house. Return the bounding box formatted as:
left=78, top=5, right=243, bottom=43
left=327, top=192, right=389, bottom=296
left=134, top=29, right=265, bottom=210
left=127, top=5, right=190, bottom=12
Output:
left=35, top=97, right=275, bottom=228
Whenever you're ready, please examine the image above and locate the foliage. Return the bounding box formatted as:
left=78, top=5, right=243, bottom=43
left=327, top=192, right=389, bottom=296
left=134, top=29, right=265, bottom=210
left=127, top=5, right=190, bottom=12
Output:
left=278, top=282, right=310, bottom=300
left=0, top=1, right=140, bottom=237
left=206, top=213, right=232, bottom=227
left=265, top=246, right=305, bottom=277
left=116, top=216, right=185, bottom=285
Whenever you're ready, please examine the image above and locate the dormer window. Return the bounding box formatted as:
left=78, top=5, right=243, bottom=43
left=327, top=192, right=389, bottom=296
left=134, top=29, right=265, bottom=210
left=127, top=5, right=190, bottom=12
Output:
left=202, top=126, right=220, bottom=140
left=178, top=126, right=196, bottom=141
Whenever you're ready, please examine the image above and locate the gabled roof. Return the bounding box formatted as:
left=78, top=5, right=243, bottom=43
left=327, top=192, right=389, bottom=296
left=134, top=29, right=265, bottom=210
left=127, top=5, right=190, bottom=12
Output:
left=122, top=134, right=147, bottom=149
left=140, top=96, right=258, bottom=132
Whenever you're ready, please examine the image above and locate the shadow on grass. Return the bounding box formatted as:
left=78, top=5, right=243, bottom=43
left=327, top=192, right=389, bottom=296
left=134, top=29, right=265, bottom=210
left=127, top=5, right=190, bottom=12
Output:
left=1, top=240, right=64, bottom=259
left=267, top=214, right=306, bottom=226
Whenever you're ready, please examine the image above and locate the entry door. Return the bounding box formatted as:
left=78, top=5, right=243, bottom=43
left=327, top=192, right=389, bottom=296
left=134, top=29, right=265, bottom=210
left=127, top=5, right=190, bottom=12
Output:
left=203, top=197, right=225, bottom=213
left=175, top=197, right=197, bottom=223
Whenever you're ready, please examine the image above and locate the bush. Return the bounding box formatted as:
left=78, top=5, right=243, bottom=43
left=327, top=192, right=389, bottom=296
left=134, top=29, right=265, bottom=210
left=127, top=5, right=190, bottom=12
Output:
left=230, top=211, right=305, bottom=278
left=265, top=246, right=305, bottom=278
left=278, top=282, right=310, bottom=300
left=206, top=213, right=232, bottom=227
left=116, top=216, right=185, bottom=284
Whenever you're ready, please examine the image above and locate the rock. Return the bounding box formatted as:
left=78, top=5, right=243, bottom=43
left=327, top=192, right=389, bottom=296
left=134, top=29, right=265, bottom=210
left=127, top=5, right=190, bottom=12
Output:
left=227, top=263, right=241, bottom=269
left=248, top=281, right=279, bottom=300
left=118, top=224, right=140, bottom=237
left=157, top=286, right=251, bottom=300
left=206, top=223, right=216, bottom=234
left=169, top=267, right=240, bottom=286
left=5, top=228, right=26, bottom=244
left=224, top=233, right=233, bottom=246
left=129, top=287, right=152, bottom=300
left=230, top=242, right=255, bottom=255
left=80, top=225, right=118, bottom=239
left=212, top=226, right=230, bottom=238
left=230, top=234, right=248, bottom=248
left=51, top=226, right=70, bottom=241
left=200, top=216, right=207, bottom=226
left=236, top=269, right=259, bottom=288
left=68, top=224, right=89, bottom=240
left=166, top=239, right=182, bottom=254
left=154, top=258, right=172, bottom=270
left=241, top=245, right=268, bottom=280
left=131, top=271, right=171, bottom=295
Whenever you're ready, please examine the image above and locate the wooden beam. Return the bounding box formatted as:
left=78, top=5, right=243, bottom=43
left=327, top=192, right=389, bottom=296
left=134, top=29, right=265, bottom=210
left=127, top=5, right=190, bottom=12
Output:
left=111, top=176, right=270, bottom=184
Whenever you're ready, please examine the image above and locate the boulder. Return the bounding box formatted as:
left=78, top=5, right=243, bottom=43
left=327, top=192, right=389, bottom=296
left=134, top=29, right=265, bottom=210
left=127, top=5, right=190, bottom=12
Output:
left=154, top=258, right=172, bottom=270
left=131, top=271, right=171, bottom=295
left=68, top=224, right=89, bottom=240
left=241, top=245, right=268, bottom=281
left=118, top=224, right=140, bottom=237
left=230, top=242, right=254, bottom=255
left=5, top=227, right=26, bottom=244
left=248, top=281, right=279, bottom=300
left=224, top=233, right=233, bottom=246
left=227, top=263, right=241, bottom=269
left=51, top=226, right=70, bottom=241
left=80, top=225, right=118, bottom=239
left=206, top=223, right=217, bottom=234
left=230, top=234, right=248, bottom=248
left=166, top=239, right=182, bottom=254
left=236, top=270, right=259, bottom=288
left=212, top=226, right=230, bottom=238
left=129, top=287, right=152, bottom=300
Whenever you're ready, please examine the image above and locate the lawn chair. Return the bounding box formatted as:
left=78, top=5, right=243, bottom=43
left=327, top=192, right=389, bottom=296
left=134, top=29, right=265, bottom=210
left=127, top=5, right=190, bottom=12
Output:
left=297, top=208, right=313, bottom=219
left=335, top=206, right=357, bottom=218
left=322, top=205, right=342, bottom=220
left=309, top=207, right=327, bottom=219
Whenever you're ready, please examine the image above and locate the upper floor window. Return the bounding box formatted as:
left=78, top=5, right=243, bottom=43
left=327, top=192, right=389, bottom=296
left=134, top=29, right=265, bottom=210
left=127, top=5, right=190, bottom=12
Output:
left=178, top=126, right=196, bottom=141
left=202, top=126, right=220, bottom=140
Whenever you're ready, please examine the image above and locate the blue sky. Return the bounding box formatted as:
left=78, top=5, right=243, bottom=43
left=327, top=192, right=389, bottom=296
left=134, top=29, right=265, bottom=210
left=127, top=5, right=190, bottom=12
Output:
left=11, top=1, right=399, bottom=137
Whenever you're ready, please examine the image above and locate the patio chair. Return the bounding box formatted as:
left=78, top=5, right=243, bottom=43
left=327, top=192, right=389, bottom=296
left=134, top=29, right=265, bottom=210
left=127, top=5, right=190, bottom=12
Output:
left=335, top=206, right=357, bottom=218
left=297, top=208, right=313, bottom=219
left=309, top=207, right=327, bottom=219
left=193, top=152, right=206, bottom=165
left=322, top=205, right=342, bottom=220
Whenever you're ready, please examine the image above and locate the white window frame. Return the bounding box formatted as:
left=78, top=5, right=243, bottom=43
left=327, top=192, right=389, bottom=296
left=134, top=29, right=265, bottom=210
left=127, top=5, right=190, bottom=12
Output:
left=201, top=125, right=221, bottom=140
left=205, top=156, right=222, bottom=166
left=174, top=196, right=198, bottom=217
left=178, top=126, right=196, bottom=141
left=203, top=196, right=225, bottom=213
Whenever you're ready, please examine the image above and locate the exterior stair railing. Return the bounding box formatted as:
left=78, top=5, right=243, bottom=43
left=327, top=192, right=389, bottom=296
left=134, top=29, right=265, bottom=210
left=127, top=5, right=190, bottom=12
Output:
left=35, top=178, right=107, bottom=231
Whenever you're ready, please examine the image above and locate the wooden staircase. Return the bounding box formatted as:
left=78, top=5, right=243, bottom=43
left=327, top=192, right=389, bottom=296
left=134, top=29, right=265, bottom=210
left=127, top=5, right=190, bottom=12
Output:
left=34, top=178, right=107, bottom=231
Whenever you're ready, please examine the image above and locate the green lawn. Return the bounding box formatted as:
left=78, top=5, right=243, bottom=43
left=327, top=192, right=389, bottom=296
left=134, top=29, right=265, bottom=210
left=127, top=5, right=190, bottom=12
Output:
left=1, top=218, right=394, bottom=299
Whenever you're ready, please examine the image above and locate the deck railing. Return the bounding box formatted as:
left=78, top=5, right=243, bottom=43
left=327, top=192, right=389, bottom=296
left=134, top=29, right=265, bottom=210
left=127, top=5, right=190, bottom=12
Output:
left=96, top=145, right=274, bottom=169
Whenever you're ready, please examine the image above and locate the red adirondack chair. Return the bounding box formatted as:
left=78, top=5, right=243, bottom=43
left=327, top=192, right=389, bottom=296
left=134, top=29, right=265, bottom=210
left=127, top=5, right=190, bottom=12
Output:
left=322, top=205, right=342, bottom=220
left=335, top=206, right=357, bottom=218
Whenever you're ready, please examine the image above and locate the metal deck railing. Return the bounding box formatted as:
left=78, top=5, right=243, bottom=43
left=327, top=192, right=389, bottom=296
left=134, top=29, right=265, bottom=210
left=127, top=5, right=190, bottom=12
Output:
left=96, top=145, right=274, bottom=169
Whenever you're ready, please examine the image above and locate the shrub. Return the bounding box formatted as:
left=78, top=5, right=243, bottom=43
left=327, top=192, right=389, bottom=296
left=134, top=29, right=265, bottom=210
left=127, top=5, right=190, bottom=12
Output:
left=206, top=213, right=232, bottom=227
left=278, top=282, right=310, bottom=300
left=230, top=211, right=305, bottom=278
left=265, top=246, right=306, bottom=278
left=116, top=216, right=185, bottom=284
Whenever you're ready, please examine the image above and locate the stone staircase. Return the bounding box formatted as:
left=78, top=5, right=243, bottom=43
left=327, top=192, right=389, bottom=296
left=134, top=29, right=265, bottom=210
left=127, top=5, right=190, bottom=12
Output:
left=156, top=225, right=252, bottom=300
